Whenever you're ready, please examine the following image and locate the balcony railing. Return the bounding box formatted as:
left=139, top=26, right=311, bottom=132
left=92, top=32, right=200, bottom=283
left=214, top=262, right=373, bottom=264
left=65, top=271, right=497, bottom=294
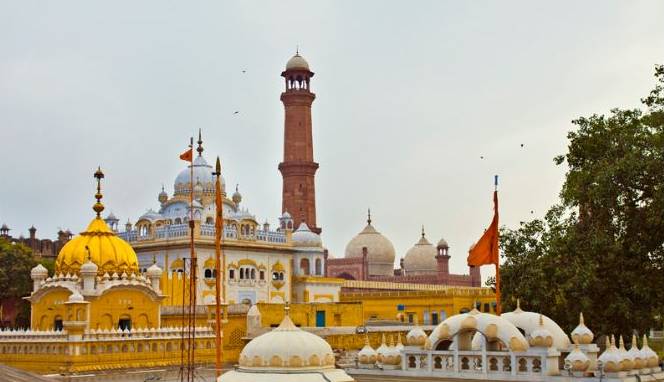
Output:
left=118, top=224, right=287, bottom=245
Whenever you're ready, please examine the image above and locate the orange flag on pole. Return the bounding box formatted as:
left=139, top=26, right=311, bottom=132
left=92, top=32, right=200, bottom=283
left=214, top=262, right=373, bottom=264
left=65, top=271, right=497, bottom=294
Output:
left=179, top=147, right=193, bottom=162
left=467, top=189, right=499, bottom=266
left=468, top=176, right=501, bottom=314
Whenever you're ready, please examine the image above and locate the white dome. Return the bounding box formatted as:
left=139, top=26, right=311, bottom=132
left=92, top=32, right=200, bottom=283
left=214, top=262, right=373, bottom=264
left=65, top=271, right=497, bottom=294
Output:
left=570, top=312, right=594, bottom=345
left=357, top=336, right=377, bottom=365
left=344, top=222, right=395, bottom=276
left=174, top=155, right=225, bottom=193
left=628, top=335, right=645, bottom=369
left=31, top=263, right=48, bottom=278
left=430, top=309, right=529, bottom=352
left=501, top=304, right=570, bottom=351
left=292, top=223, right=322, bottom=248
left=437, top=237, right=449, bottom=248
left=286, top=54, right=310, bottom=71
left=403, top=234, right=438, bottom=275
left=68, top=291, right=85, bottom=303
left=138, top=209, right=164, bottom=222
left=406, top=327, right=427, bottom=347
left=147, top=263, right=163, bottom=277
left=238, top=314, right=335, bottom=370
left=80, top=259, right=99, bottom=274
left=598, top=336, right=622, bottom=372
left=565, top=343, right=590, bottom=372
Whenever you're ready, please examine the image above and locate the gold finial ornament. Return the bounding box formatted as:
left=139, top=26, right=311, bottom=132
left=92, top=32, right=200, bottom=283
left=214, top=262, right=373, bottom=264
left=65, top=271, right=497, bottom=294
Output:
left=93, top=167, right=105, bottom=217
left=421, top=225, right=425, bottom=238
left=367, top=208, right=372, bottom=225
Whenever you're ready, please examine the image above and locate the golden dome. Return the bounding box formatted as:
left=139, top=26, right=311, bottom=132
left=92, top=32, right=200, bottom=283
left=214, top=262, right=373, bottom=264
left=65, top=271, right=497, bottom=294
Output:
left=55, top=167, right=139, bottom=276
left=55, top=217, right=139, bottom=276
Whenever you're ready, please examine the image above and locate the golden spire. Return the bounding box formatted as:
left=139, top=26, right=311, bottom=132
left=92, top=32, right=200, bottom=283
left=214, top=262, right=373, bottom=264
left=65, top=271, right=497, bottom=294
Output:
left=93, top=167, right=105, bottom=218
left=367, top=208, right=372, bottom=225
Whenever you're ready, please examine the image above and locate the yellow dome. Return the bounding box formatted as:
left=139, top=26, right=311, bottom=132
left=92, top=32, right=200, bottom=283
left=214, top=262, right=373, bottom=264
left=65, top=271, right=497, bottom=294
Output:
left=56, top=217, right=139, bottom=276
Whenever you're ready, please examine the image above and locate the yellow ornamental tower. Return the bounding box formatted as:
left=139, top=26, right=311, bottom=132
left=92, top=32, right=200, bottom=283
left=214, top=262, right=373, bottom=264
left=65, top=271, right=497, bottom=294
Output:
left=54, top=167, right=139, bottom=276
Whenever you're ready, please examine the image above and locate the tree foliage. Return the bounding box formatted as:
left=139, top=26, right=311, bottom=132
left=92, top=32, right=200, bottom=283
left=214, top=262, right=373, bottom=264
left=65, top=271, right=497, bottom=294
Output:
left=0, top=238, right=36, bottom=301
left=500, top=66, right=664, bottom=338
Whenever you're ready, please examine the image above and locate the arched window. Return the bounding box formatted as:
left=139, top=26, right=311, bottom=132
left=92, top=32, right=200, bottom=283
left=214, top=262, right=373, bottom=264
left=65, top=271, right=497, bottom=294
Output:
left=239, top=268, right=245, bottom=280
left=229, top=269, right=235, bottom=279
left=205, top=217, right=214, bottom=224
left=300, top=258, right=310, bottom=275
left=315, top=258, right=322, bottom=276
left=250, top=269, right=256, bottom=280
left=259, top=270, right=265, bottom=280
left=175, top=218, right=182, bottom=224
left=204, top=269, right=212, bottom=279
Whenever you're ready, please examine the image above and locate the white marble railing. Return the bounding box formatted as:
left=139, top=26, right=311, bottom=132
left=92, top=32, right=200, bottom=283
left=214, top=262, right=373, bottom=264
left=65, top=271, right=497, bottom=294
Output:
left=119, top=224, right=287, bottom=244
left=0, top=326, right=214, bottom=342
left=402, top=349, right=547, bottom=378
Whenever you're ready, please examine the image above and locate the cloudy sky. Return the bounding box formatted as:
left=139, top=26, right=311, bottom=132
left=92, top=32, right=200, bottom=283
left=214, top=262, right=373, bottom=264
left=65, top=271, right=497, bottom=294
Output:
left=1, top=1, right=662, bottom=280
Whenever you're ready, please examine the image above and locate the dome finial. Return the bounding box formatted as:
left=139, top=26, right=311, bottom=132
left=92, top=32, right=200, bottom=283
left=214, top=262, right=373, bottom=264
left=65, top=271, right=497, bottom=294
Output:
left=196, top=128, right=204, bottom=156
left=93, top=166, right=105, bottom=217
left=516, top=298, right=521, bottom=311
left=284, top=301, right=290, bottom=316
left=152, top=253, right=157, bottom=265
left=421, top=225, right=425, bottom=238
left=367, top=208, right=372, bottom=225
left=296, top=44, right=299, bottom=55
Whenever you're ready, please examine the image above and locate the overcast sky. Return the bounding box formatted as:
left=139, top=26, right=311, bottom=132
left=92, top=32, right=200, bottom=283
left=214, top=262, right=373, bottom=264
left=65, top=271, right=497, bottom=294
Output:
left=1, top=1, right=663, bottom=280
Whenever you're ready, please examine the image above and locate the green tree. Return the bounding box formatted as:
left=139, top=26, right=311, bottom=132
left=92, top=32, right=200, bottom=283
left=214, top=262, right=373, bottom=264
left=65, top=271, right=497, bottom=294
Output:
left=500, top=66, right=664, bottom=339
left=0, top=238, right=36, bottom=301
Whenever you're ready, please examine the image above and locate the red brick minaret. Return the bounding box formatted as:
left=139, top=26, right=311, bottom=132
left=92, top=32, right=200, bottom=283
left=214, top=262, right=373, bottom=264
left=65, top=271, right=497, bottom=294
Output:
left=279, top=52, right=320, bottom=233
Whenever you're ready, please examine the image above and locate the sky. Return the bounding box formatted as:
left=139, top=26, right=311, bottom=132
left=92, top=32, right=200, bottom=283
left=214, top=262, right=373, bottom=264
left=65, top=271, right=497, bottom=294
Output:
left=0, top=1, right=663, bottom=281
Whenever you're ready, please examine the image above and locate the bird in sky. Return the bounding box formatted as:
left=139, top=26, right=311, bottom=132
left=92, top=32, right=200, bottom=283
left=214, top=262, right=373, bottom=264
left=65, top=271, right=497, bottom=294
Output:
left=242, top=70, right=246, bottom=73
left=520, top=143, right=524, bottom=148
left=233, top=111, right=239, bottom=115
left=480, top=156, right=484, bottom=159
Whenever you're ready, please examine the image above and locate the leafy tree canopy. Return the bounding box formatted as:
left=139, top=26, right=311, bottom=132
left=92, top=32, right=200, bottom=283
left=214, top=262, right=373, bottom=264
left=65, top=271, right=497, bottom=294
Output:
left=0, top=238, right=36, bottom=300
left=500, top=66, right=664, bottom=338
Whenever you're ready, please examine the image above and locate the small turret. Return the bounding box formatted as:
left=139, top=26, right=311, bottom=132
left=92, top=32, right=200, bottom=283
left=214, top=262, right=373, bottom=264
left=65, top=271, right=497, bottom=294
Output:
left=30, top=263, right=48, bottom=292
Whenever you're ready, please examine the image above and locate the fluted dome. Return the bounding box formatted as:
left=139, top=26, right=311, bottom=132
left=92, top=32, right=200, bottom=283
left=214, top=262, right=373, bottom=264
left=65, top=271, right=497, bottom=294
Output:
left=67, top=290, right=85, bottom=303
left=501, top=302, right=570, bottom=351
left=406, top=326, right=427, bottom=347
left=286, top=53, right=310, bottom=71
left=565, top=342, right=590, bottom=372
left=174, top=155, right=225, bottom=196
left=357, top=336, right=377, bottom=365
left=238, top=314, right=335, bottom=370
left=292, top=223, right=322, bottom=248
left=138, top=209, right=164, bottom=222
left=403, top=233, right=437, bottom=275
left=80, top=258, right=98, bottom=274
left=344, top=219, right=396, bottom=277
left=628, top=335, right=645, bottom=369
left=147, top=262, right=163, bottom=277
left=31, top=263, right=48, bottom=278
left=528, top=315, right=553, bottom=348
left=598, top=336, right=621, bottom=373
left=640, top=335, right=659, bottom=368
left=570, top=312, right=594, bottom=345
left=55, top=217, right=139, bottom=276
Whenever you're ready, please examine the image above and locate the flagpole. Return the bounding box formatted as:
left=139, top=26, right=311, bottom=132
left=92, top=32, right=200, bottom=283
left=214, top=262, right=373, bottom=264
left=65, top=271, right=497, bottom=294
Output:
left=494, top=175, right=501, bottom=315
left=213, top=156, right=224, bottom=377
left=188, top=136, right=196, bottom=380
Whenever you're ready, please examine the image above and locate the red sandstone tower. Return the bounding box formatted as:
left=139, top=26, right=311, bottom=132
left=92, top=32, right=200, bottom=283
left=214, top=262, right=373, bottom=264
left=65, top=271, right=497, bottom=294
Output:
left=279, top=52, right=320, bottom=233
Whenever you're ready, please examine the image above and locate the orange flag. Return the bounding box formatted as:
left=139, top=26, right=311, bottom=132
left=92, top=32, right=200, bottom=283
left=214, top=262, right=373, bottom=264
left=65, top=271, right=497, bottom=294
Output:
left=179, top=148, right=193, bottom=162
left=467, top=190, right=499, bottom=266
